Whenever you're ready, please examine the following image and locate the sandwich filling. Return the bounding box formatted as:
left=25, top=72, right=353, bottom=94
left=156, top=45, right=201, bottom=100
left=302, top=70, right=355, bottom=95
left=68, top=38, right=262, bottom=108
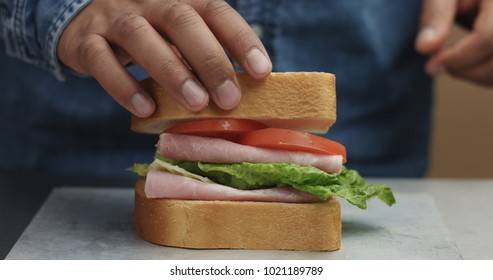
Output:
left=130, top=119, right=395, bottom=210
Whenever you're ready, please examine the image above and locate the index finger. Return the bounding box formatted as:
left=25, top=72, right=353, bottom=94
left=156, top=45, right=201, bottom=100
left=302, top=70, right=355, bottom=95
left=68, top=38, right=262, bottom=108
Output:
left=415, top=0, right=457, bottom=54
left=429, top=0, right=493, bottom=72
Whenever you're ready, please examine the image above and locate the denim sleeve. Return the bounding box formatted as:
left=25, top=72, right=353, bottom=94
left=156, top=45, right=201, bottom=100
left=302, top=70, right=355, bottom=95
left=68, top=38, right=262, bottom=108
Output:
left=0, top=0, right=92, bottom=80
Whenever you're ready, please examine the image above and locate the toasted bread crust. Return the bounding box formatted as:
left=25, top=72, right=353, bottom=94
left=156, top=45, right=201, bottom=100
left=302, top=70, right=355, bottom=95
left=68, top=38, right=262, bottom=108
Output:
left=131, top=72, right=336, bottom=134
left=134, top=178, right=341, bottom=251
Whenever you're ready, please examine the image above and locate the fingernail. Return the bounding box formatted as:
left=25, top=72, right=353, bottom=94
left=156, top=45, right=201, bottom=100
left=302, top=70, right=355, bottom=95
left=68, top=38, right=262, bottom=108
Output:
left=132, top=92, right=154, bottom=117
left=417, top=27, right=437, bottom=44
left=181, top=79, right=208, bottom=108
left=246, top=48, right=271, bottom=76
left=216, top=79, right=241, bottom=109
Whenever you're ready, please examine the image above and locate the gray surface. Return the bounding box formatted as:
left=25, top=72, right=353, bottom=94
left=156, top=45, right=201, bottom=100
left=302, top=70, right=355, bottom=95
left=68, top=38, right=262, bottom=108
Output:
left=426, top=179, right=493, bottom=259
left=6, top=181, right=463, bottom=259
left=0, top=173, right=135, bottom=259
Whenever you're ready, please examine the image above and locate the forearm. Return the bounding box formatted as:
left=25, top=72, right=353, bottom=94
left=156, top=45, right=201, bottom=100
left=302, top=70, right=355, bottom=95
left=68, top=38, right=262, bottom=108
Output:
left=0, top=0, right=91, bottom=79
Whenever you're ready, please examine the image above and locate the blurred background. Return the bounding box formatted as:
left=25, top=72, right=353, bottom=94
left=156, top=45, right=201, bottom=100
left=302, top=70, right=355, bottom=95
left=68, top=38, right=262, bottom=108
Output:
left=428, top=25, right=493, bottom=178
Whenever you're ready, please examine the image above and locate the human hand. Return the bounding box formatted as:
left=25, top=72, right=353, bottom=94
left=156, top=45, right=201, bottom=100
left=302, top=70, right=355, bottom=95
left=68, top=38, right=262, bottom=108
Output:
left=415, top=0, right=493, bottom=86
left=57, top=0, right=272, bottom=117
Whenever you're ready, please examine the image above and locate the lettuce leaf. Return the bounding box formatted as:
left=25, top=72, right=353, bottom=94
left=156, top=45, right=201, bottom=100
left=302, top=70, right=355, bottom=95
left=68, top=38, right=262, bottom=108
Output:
left=127, top=163, right=150, bottom=177
left=130, top=157, right=395, bottom=210
left=197, top=162, right=394, bottom=209
left=128, top=160, right=215, bottom=183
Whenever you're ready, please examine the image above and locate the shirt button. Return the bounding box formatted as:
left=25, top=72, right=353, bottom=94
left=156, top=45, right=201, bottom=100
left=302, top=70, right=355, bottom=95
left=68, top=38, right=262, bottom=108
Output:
left=251, top=24, right=264, bottom=38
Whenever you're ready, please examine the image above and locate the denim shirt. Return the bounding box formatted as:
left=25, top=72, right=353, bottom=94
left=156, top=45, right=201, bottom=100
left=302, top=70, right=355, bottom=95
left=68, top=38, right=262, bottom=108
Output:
left=0, top=0, right=91, bottom=79
left=0, top=0, right=431, bottom=177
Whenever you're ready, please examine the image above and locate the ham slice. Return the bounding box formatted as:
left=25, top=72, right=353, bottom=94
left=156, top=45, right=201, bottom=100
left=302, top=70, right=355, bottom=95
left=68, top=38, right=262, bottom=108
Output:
left=145, top=169, right=323, bottom=203
left=158, top=133, right=343, bottom=174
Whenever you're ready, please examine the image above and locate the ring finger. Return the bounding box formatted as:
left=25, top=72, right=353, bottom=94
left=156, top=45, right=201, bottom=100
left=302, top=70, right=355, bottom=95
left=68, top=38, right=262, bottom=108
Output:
left=78, top=34, right=156, bottom=117
left=109, top=12, right=210, bottom=111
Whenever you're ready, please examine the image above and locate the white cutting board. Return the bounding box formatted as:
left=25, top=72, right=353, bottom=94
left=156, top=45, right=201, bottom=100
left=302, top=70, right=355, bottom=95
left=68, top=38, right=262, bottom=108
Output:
left=7, top=187, right=460, bottom=259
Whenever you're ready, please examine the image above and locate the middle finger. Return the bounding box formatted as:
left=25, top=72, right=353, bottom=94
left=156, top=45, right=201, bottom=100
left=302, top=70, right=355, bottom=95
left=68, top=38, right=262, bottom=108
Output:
left=146, top=1, right=242, bottom=109
left=434, top=0, right=493, bottom=72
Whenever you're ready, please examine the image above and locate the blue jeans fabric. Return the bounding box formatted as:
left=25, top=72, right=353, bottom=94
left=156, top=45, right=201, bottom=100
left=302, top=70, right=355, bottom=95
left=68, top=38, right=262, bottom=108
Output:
left=0, top=0, right=432, bottom=177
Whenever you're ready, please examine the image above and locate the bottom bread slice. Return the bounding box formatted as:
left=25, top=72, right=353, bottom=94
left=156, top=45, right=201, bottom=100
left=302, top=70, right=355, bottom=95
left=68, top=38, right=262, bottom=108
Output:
left=134, top=178, right=341, bottom=251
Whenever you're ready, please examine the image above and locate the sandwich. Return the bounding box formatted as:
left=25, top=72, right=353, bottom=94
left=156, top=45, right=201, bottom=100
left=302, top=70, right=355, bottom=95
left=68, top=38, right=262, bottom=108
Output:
left=129, top=72, right=395, bottom=251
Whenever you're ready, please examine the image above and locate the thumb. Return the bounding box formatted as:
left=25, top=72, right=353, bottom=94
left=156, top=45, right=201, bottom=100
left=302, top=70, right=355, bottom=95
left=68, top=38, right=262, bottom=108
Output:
left=415, top=0, right=458, bottom=54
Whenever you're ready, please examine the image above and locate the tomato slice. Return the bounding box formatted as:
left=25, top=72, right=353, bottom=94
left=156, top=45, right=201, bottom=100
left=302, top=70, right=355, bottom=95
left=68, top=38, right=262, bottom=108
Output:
left=238, top=128, right=347, bottom=162
left=164, top=119, right=268, bottom=141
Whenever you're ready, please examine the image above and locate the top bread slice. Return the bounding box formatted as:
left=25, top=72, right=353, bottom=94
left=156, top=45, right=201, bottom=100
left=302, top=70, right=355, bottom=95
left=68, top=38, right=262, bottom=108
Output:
left=131, top=72, right=336, bottom=134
